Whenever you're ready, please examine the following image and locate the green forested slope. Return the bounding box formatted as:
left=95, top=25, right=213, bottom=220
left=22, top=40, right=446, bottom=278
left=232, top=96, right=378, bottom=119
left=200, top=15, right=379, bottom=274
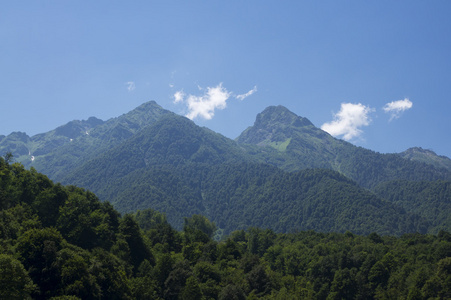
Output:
left=374, top=180, right=451, bottom=234
left=64, top=154, right=431, bottom=236
left=60, top=114, right=251, bottom=192
left=1, top=157, right=450, bottom=299
left=200, top=164, right=428, bottom=235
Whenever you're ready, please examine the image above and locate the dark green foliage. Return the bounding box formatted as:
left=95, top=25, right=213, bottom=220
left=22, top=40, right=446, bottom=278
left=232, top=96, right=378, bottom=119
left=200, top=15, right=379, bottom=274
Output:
left=374, top=180, right=451, bottom=233
left=60, top=157, right=435, bottom=236
left=218, top=284, right=246, bottom=300
left=132, top=208, right=168, bottom=231
left=118, top=214, right=155, bottom=270
left=0, top=253, right=36, bottom=299
left=1, top=160, right=451, bottom=299
left=15, top=228, right=64, bottom=299
left=56, top=189, right=119, bottom=250
left=179, top=276, right=202, bottom=300
left=183, top=214, right=217, bottom=243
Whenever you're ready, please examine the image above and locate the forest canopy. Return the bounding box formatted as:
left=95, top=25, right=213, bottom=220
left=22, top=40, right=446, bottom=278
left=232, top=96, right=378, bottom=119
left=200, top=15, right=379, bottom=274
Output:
left=0, top=156, right=450, bottom=299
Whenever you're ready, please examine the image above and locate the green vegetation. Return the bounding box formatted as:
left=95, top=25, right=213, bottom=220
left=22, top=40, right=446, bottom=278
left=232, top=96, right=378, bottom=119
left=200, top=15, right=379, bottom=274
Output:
left=1, top=157, right=450, bottom=299
left=61, top=149, right=436, bottom=236
left=269, top=138, right=291, bottom=152
left=374, top=180, right=451, bottom=234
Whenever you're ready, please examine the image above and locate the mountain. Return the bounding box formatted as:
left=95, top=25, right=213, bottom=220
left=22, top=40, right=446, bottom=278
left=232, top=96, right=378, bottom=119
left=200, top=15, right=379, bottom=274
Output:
left=197, top=164, right=428, bottom=235
left=237, top=105, right=451, bottom=188
left=237, top=105, right=343, bottom=170
left=0, top=131, right=31, bottom=157
left=2, top=101, right=451, bottom=236
left=399, top=147, right=451, bottom=172
left=0, top=118, right=103, bottom=159
left=0, top=101, right=172, bottom=180
left=60, top=114, right=252, bottom=195
left=58, top=111, right=432, bottom=236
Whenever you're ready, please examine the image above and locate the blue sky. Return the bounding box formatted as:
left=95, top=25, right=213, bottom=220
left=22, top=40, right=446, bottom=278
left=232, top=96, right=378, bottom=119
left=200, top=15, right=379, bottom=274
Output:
left=1, top=1, right=451, bottom=158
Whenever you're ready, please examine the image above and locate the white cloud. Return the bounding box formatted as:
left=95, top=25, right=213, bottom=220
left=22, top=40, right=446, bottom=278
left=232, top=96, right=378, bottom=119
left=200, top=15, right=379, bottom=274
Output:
left=321, top=103, right=374, bottom=141
left=173, top=90, right=185, bottom=103
left=236, top=85, right=257, bottom=101
left=126, top=81, right=135, bottom=92
left=174, top=83, right=231, bottom=120
left=383, top=98, right=413, bottom=121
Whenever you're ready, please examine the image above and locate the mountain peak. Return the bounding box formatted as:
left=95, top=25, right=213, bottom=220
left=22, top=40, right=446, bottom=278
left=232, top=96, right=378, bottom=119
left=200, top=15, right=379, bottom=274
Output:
left=254, top=105, right=313, bottom=128
left=236, top=105, right=314, bottom=146
left=400, top=147, right=451, bottom=172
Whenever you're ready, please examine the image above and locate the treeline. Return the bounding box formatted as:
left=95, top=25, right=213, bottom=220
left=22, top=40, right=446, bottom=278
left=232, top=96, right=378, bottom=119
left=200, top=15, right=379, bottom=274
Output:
left=1, top=157, right=451, bottom=299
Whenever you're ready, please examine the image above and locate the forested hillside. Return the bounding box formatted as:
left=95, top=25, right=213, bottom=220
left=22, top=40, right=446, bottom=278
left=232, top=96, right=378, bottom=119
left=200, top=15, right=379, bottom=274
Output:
left=99, top=163, right=432, bottom=236
left=374, top=180, right=451, bottom=234
left=1, top=156, right=450, bottom=299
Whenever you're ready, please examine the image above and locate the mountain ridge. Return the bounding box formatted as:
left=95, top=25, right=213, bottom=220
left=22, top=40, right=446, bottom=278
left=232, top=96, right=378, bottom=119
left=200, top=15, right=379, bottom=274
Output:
left=0, top=101, right=173, bottom=180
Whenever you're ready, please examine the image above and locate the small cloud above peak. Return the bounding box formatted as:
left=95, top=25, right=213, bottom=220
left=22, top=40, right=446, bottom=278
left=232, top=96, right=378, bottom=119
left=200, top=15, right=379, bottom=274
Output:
left=173, top=83, right=256, bottom=120
left=173, top=90, right=185, bottom=103
left=383, top=98, right=413, bottom=121
left=236, top=86, right=257, bottom=101
left=126, top=81, right=135, bottom=92
left=321, top=103, right=374, bottom=141
left=173, top=83, right=230, bottom=120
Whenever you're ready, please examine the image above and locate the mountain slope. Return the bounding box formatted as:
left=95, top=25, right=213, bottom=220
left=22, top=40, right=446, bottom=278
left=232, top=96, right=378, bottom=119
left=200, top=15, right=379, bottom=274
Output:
left=236, top=105, right=451, bottom=188
left=85, top=162, right=429, bottom=236
left=200, top=164, right=428, bottom=235
left=61, top=114, right=252, bottom=196
left=237, top=105, right=339, bottom=169
left=0, top=101, right=173, bottom=180
left=0, top=118, right=104, bottom=161
left=399, top=147, right=451, bottom=172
